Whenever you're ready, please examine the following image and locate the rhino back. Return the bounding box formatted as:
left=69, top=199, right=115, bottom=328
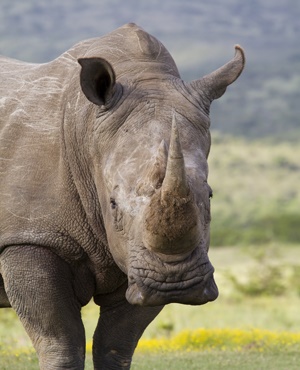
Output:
left=0, top=58, right=63, bottom=216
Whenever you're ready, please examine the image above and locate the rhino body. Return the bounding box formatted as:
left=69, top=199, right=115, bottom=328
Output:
left=0, top=24, right=244, bottom=369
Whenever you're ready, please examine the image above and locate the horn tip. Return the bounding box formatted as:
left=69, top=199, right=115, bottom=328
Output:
left=171, top=111, right=179, bottom=137
left=234, top=44, right=246, bottom=66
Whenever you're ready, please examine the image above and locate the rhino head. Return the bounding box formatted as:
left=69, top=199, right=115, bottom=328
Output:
left=77, top=24, right=245, bottom=307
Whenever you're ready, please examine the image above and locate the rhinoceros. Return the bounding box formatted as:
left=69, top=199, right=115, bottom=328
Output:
left=0, top=23, right=244, bottom=369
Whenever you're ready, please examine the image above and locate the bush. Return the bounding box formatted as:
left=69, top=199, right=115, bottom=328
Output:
left=224, top=245, right=286, bottom=297
left=226, top=264, right=286, bottom=297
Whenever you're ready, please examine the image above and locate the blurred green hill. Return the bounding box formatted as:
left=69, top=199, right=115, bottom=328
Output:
left=0, top=0, right=299, bottom=139
left=208, top=133, right=300, bottom=246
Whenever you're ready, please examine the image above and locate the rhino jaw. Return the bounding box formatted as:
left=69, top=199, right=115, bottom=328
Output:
left=125, top=247, right=218, bottom=307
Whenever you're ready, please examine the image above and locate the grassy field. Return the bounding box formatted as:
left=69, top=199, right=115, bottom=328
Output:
left=1, top=351, right=300, bottom=370
left=133, top=351, right=300, bottom=370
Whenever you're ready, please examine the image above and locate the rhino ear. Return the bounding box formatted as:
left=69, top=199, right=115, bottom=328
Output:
left=78, top=57, right=116, bottom=106
left=189, top=45, right=245, bottom=103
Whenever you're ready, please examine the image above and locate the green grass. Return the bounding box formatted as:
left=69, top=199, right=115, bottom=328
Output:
left=0, top=352, right=38, bottom=370
left=1, top=350, right=300, bottom=370
left=132, top=351, right=300, bottom=370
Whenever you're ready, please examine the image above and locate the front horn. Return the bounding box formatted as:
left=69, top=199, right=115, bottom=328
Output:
left=142, top=114, right=201, bottom=255
left=161, top=113, right=189, bottom=201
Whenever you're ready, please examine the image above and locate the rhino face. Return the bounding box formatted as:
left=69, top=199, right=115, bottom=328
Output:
left=101, top=110, right=215, bottom=307
left=78, top=26, right=245, bottom=306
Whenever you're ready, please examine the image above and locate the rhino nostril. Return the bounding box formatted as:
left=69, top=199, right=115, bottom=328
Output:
left=110, top=197, right=117, bottom=209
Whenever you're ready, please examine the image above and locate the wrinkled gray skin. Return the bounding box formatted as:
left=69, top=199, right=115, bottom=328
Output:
left=0, top=23, right=244, bottom=369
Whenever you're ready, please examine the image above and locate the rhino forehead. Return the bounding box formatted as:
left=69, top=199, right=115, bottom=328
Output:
left=83, top=23, right=180, bottom=77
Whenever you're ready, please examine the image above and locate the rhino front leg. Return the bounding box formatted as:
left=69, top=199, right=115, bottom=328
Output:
left=0, top=246, right=86, bottom=370
left=0, top=274, right=11, bottom=307
left=93, top=286, right=163, bottom=370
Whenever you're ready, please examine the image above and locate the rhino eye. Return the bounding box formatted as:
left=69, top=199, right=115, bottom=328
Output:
left=110, top=197, right=117, bottom=209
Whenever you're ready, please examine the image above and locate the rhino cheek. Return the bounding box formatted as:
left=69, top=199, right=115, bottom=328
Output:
left=104, top=203, right=146, bottom=275
left=103, top=220, right=129, bottom=274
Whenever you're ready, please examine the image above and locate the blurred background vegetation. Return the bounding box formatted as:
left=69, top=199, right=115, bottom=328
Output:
left=209, top=134, right=300, bottom=246
left=0, top=1, right=300, bottom=366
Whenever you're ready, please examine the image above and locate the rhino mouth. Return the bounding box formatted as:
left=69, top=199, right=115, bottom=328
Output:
left=125, top=246, right=218, bottom=306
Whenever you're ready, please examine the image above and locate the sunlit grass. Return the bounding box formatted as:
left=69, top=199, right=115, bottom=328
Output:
left=3, top=327, right=300, bottom=356
left=135, top=328, right=300, bottom=353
